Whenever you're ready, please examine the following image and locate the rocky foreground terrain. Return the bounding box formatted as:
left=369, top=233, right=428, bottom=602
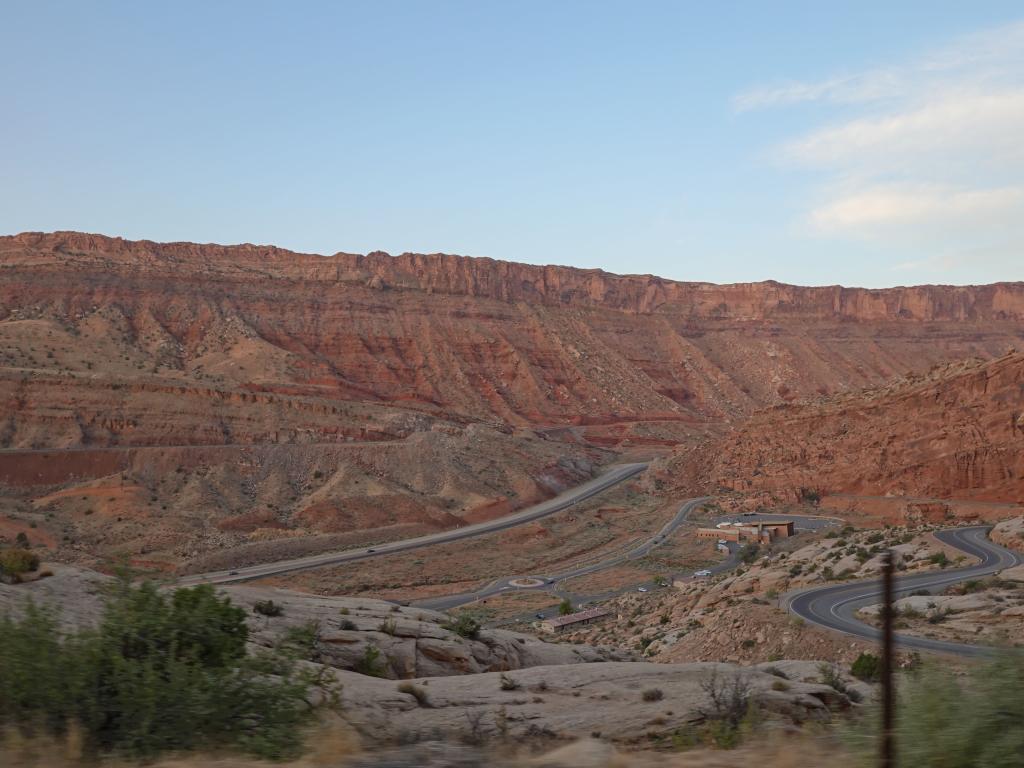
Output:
left=0, top=565, right=630, bottom=677
left=0, top=564, right=860, bottom=758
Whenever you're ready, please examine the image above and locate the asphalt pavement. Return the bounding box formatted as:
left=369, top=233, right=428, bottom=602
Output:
left=414, top=495, right=712, bottom=612
left=785, top=526, right=1022, bottom=657
left=178, top=461, right=648, bottom=586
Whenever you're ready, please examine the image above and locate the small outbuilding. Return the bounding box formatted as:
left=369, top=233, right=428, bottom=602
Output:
left=539, top=606, right=612, bottom=634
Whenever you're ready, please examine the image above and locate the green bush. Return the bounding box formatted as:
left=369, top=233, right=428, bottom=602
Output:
left=850, top=652, right=881, bottom=682
left=253, top=599, right=284, bottom=617
left=442, top=611, right=482, bottom=639
left=929, top=551, right=950, bottom=568
left=355, top=644, right=387, bottom=677
left=558, top=598, right=573, bottom=616
left=0, top=548, right=40, bottom=578
left=846, top=652, right=1024, bottom=767
left=0, top=579, right=325, bottom=760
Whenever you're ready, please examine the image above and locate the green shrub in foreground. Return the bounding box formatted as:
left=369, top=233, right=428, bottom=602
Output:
left=846, top=652, right=1024, bottom=768
left=0, top=578, right=330, bottom=760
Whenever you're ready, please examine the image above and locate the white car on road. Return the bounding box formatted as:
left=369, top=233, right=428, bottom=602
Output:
left=692, top=569, right=712, bottom=578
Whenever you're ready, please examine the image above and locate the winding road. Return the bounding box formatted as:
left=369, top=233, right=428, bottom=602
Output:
left=179, top=462, right=648, bottom=586
left=178, top=450, right=1021, bottom=660
left=786, top=526, right=1023, bottom=657
left=414, top=495, right=713, bottom=612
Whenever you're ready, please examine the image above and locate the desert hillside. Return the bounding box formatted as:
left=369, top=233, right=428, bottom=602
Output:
left=656, top=352, right=1024, bottom=505
left=1, top=232, right=1022, bottom=569
left=2, top=232, right=1022, bottom=441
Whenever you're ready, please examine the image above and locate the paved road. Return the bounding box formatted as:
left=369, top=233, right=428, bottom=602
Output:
left=417, top=507, right=843, bottom=618
left=786, top=526, right=1023, bottom=657
left=414, top=495, right=712, bottom=612
left=178, top=462, right=648, bottom=586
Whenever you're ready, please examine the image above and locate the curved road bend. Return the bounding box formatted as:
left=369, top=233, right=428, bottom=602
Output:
left=415, top=507, right=841, bottom=615
left=787, top=526, right=1023, bottom=657
left=414, top=495, right=712, bottom=611
left=178, top=462, right=648, bottom=587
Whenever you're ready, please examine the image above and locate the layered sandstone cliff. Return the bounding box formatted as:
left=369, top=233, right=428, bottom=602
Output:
left=658, top=352, right=1024, bottom=503
left=2, top=232, right=1021, bottom=567
left=6, top=231, right=1024, bottom=319
left=2, top=232, right=1021, bottom=443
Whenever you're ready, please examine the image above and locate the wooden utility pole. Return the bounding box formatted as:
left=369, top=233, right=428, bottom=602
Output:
left=880, top=549, right=895, bottom=768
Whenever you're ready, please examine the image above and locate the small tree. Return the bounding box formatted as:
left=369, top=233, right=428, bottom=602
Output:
left=699, top=668, right=751, bottom=731
left=558, top=598, right=573, bottom=616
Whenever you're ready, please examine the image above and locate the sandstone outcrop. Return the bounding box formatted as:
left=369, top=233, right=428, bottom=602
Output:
left=334, top=660, right=852, bottom=745
left=0, top=565, right=628, bottom=678
left=657, top=352, right=1024, bottom=506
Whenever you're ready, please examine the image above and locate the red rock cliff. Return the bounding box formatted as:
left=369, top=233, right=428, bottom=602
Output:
left=1, top=231, right=1021, bottom=447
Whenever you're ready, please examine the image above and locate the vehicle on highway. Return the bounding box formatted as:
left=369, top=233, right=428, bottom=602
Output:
left=637, top=586, right=648, bottom=593
left=693, top=569, right=712, bottom=578
left=228, top=571, right=239, bottom=576
left=534, top=613, right=545, bottom=619
left=367, top=548, right=375, bottom=553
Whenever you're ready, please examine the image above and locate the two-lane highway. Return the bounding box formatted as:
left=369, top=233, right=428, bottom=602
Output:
left=179, top=462, right=647, bottom=586
left=786, top=526, right=1023, bottom=657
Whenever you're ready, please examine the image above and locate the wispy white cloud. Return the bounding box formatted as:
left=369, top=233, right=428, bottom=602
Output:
left=734, top=70, right=903, bottom=111
left=736, top=20, right=1024, bottom=112
left=738, top=19, right=1024, bottom=278
left=784, top=89, right=1024, bottom=168
left=810, top=183, right=1024, bottom=231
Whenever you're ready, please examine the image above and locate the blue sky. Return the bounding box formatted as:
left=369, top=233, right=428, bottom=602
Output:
left=2, top=2, right=1022, bottom=287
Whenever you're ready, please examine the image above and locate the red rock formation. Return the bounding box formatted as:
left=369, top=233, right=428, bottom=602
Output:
left=661, top=352, right=1024, bottom=504
left=2, top=232, right=1021, bottom=446
left=2, top=232, right=1022, bottom=565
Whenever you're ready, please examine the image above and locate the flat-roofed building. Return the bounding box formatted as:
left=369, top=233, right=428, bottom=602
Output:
left=696, top=520, right=795, bottom=544
left=539, top=606, right=612, bottom=634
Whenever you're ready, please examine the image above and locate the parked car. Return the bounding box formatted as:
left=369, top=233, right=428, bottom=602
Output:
left=535, top=613, right=546, bottom=619
left=637, top=586, right=648, bottom=593
left=693, top=569, right=712, bottom=578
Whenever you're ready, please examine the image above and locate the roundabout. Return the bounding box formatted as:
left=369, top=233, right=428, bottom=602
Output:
left=508, top=577, right=547, bottom=588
